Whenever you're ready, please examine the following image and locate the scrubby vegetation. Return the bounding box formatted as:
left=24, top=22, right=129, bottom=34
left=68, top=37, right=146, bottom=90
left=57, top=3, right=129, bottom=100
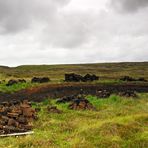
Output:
left=0, top=62, right=148, bottom=81
left=0, top=62, right=147, bottom=147
left=0, top=94, right=147, bottom=148
left=0, top=62, right=147, bottom=94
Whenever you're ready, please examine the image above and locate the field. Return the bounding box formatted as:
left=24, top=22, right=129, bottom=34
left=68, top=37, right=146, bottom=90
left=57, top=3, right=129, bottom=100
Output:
left=0, top=62, right=148, bottom=81
left=0, top=62, right=148, bottom=148
left=0, top=94, right=148, bottom=148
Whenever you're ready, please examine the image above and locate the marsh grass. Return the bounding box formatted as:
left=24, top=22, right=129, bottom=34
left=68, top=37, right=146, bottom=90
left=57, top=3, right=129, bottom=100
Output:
left=0, top=62, right=148, bottom=81
left=0, top=82, right=38, bottom=93
left=0, top=94, right=147, bottom=148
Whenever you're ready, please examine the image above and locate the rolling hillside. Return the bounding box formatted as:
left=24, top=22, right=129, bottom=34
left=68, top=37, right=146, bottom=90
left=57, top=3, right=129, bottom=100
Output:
left=0, top=62, right=148, bottom=81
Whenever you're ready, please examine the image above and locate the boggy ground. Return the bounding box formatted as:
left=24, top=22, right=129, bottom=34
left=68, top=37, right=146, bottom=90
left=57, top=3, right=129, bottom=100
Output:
left=0, top=62, right=147, bottom=147
left=0, top=94, right=147, bottom=148
left=0, top=82, right=148, bottom=102
left=0, top=62, right=148, bottom=80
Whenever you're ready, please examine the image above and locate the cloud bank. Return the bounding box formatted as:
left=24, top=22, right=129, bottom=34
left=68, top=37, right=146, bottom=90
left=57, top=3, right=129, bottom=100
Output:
left=110, top=0, right=148, bottom=13
left=0, top=0, right=147, bottom=66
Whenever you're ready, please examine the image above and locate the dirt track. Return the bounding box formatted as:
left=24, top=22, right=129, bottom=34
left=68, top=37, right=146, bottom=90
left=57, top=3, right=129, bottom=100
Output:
left=0, top=83, right=148, bottom=102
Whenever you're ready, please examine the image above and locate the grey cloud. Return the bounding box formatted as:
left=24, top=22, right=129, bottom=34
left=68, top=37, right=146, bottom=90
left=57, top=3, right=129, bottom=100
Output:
left=41, top=8, right=148, bottom=49
left=0, top=0, right=70, bottom=34
left=0, top=0, right=148, bottom=66
left=110, top=0, right=148, bottom=13
left=42, top=11, right=93, bottom=48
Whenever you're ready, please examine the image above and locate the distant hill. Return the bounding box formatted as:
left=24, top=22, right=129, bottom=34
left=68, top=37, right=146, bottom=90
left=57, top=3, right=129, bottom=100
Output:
left=0, top=62, right=148, bottom=81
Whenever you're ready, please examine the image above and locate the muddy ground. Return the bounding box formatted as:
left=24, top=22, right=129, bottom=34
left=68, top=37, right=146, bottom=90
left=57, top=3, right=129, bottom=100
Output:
left=0, top=83, right=148, bottom=102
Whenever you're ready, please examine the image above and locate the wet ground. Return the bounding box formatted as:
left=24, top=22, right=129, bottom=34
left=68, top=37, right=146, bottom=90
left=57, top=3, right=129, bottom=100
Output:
left=0, top=83, right=148, bottom=102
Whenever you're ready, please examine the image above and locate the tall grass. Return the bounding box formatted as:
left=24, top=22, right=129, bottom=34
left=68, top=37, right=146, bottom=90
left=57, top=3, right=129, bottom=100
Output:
left=0, top=94, right=147, bottom=147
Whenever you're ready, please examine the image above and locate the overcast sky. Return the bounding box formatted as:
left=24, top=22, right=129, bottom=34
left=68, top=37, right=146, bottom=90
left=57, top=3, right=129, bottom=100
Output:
left=0, top=0, right=148, bottom=66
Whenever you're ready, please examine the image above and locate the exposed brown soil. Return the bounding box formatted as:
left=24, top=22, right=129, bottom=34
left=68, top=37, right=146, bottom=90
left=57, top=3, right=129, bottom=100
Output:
left=0, top=83, right=148, bottom=102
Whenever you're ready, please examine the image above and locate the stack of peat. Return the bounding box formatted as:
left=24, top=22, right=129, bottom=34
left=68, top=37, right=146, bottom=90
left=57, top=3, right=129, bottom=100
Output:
left=0, top=100, right=37, bottom=135
left=118, top=91, right=137, bottom=98
left=6, top=79, right=26, bottom=86
left=57, top=95, right=95, bottom=110
left=69, top=98, right=95, bottom=110
left=47, top=106, right=62, bottom=114
left=64, top=73, right=99, bottom=82
left=96, top=90, right=111, bottom=98
left=56, top=95, right=77, bottom=103
left=31, top=77, right=50, bottom=83
left=120, top=76, right=147, bottom=82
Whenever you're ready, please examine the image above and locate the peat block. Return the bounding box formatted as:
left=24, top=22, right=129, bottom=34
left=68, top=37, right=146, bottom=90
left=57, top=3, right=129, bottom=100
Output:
left=118, top=91, right=137, bottom=98
left=0, top=100, right=37, bottom=135
left=31, top=77, right=50, bottom=83
left=64, top=73, right=99, bottom=82
left=47, top=106, right=62, bottom=114
left=96, top=90, right=111, bottom=98
left=57, top=95, right=95, bottom=110
left=56, top=95, right=77, bottom=103
left=6, top=79, right=26, bottom=86
left=69, top=98, right=95, bottom=110
left=120, top=76, right=147, bottom=82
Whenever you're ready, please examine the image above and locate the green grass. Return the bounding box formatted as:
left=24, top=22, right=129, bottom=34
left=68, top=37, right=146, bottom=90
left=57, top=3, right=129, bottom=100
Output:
left=0, top=82, right=38, bottom=93
left=0, top=62, right=147, bottom=147
left=0, top=94, right=147, bottom=148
